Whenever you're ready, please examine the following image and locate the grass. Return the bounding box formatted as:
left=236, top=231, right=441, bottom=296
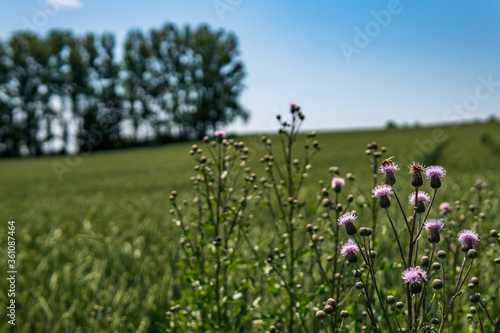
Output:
left=0, top=120, right=499, bottom=332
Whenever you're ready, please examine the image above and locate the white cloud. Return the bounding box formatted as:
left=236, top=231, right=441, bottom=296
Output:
left=43, top=0, right=83, bottom=9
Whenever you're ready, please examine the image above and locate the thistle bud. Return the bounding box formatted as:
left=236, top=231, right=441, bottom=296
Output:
left=326, top=298, right=337, bottom=311
left=467, top=249, right=478, bottom=259
left=315, top=310, right=326, bottom=319
left=432, top=279, right=443, bottom=290
left=359, top=227, right=372, bottom=237
left=469, top=294, right=480, bottom=303
left=340, top=310, right=349, bottom=318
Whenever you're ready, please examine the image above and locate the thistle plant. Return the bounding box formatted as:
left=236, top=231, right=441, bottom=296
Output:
left=167, top=103, right=496, bottom=332
left=168, top=132, right=258, bottom=331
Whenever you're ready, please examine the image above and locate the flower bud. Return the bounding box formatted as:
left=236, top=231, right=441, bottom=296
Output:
left=359, top=227, right=372, bottom=237
left=386, top=295, right=396, bottom=304
left=437, top=250, right=447, bottom=259
left=467, top=249, right=478, bottom=259
left=469, top=294, right=480, bottom=303
left=355, top=282, right=364, bottom=290
left=421, top=256, right=430, bottom=267
left=340, top=310, right=349, bottom=318
left=315, top=310, right=326, bottom=319
left=324, top=304, right=334, bottom=314
left=432, top=262, right=441, bottom=270
left=326, top=298, right=337, bottom=311
left=396, top=302, right=404, bottom=309
left=432, top=279, right=443, bottom=290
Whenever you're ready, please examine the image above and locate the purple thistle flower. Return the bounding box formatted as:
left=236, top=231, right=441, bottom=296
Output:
left=214, top=130, right=227, bottom=138
left=458, top=229, right=480, bottom=252
left=402, top=267, right=427, bottom=285
left=409, top=191, right=430, bottom=204
left=331, top=176, right=345, bottom=187
left=341, top=239, right=360, bottom=263
left=341, top=239, right=359, bottom=255
left=439, top=202, right=450, bottom=211
left=372, top=185, right=392, bottom=198
left=379, top=162, right=399, bottom=174
left=337, top=213, right=357, bottom=226
left=425, top=166, right=446, bottom=179
left=424, top=219, right=445, bottom=230
left=457, top=230, right=480, bottom=245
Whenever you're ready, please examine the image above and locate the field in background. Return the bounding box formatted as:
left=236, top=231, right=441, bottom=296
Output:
left=0, top=120, right=499, bottom=332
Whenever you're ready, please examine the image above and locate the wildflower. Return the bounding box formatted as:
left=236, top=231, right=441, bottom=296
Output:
left=337, top=212, right=357, bottom=235
left=439, top=202, right=450, bottom=211
left=458, top=230, right=480, bottom=252
left=424, top=219, right=445, bottom=243
left=331, top=176, right=345, bottom=193
left=214, top=130, right=227, bottom=142
left=409, top=191, right=430, bottom=213
left=372, top=184, right=392, bottom=208
left=341, top=238, right=360, bottom=263
left=402, top=267, right=427, bottom=294
left=425, top=165, right=446, bottom=189
left=409, top=163, right=425, bottom=187
left=379, top=159, right=399, bottom=185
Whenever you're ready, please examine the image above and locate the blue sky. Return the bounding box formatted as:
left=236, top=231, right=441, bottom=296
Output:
left=1, top=0, right=500, bottom=134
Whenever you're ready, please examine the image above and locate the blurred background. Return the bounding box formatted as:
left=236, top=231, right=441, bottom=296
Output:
left=1, top=0, right=500, bottom=157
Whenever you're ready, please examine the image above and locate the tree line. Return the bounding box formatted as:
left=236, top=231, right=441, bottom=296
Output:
left=0, top=23, right=248, bottom=157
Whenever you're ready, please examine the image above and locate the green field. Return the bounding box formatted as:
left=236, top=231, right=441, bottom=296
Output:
left=1, top=120, right=499, bottom=332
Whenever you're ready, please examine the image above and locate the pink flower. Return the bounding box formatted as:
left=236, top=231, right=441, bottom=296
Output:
left=337, top=213, right=357, bottom=226
left=409, top=191, right=430, bottom=204
left=379, top=162, right=399, bottom=174
left=372, top=185, right=392, bottom=198
left=214, top=130, right=227, bottom=138
left=425, top=166, right=446, bottom=179
left=331, top=176, right=345, bottom=187
left=457, top=230, right=480, bottom=245
left=424, top=219, right=445, bottom=230
left=402, top=267, right=427, bottom=285
left=439, top=202, right=450, bottom=211
left=340, top=239, right=359, bottom=256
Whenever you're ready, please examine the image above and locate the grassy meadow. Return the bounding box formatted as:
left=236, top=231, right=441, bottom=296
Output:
left=1, top=120, right=500, bottom=332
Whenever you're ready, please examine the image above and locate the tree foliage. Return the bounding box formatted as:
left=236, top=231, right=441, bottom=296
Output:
left=0, top=23, right=247, bottom=157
